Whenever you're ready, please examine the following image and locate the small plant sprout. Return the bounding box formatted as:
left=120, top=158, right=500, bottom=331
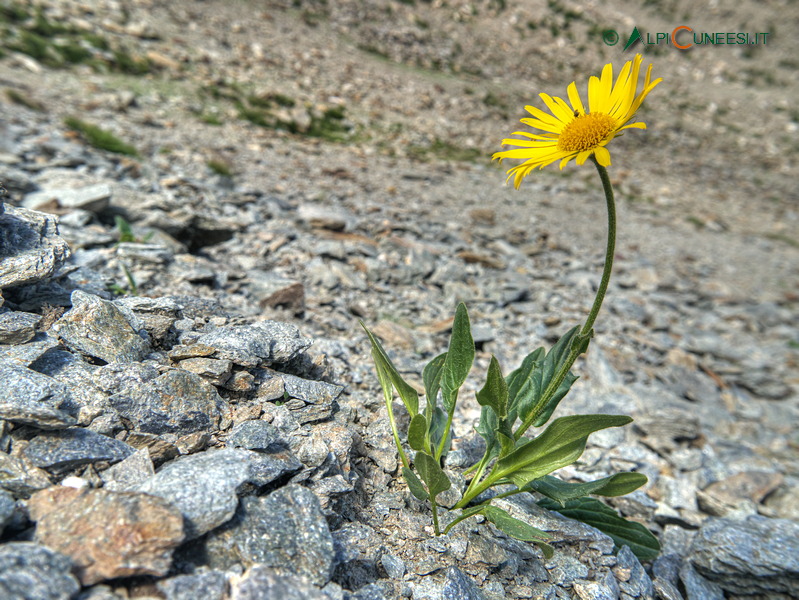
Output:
left=363, top=54, right=662, bottom=561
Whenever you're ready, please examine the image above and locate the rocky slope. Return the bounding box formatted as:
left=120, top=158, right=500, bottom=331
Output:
left=0, top=1, right=797, bottom=599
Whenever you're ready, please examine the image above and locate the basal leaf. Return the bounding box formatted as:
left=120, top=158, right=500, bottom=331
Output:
left=422, top=352, right=447, bottom=418
left=475, top=403, right=498, bottom=455
left=402, top=466, right=429, bottom=501
left=429, top=406, right=452, bottom=459
left=408, top=413, right=428, bottom=452
left=506, top=347, right=544, bottom=416
left=494, top=414, right=633, bottom=488
left=539, top=497, right=660, bottom=561
left=361, top=321, right=419, bottom=416
left=414, top=452, right=451, bottom=498
left=476, top=355, right=509, bottom=420
left=484, top=505, right=554, bottom=559
left=528, top=473, right=648, bottom=505
left=532, top=371, right=578, bottom=427
left=439, top=303, right=474, bottom=411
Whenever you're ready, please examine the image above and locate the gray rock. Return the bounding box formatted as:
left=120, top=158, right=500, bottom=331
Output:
left=0, top=311, right=41, bottom=344
left=688, top=514, right=799, bottom=595
left=613, top=545, right=654, bottom=598
left=22, top=428, right=134, bottom=472
left=23, top=183, right=111, bottom=213
left=103, top=365, right=225, bottom=435
left=0, top=331, right=60, bottom=366
left=52, top=290, right=151, bottom=363
left=679, top=561, right=724, bottom=600
left=178, top=357, right=233, bottom=386
left=0, top=451, right=52, bottom=497
left=136, top=447, right=300, bottom=539
left=573, top=571, right=620, bottom=600
left=114, top=295, right=181, bottom=344
left=227, top=420, right=284, bottom=451
left=0, top=358, right=77, bottom=428
left=441, top=566, right=487, bottom=600
left=195, top=320, right=312, bottom=368
left=204, top=484, right=335, bottom=586
left=0, top=205, right=71, bottom=290
left=246, top=269, right=305, bottom=314
left=0, top=488, right=15, bottom=535
left=230, top=566, right=335, bottom=600
left=99, top=447, right=155, bottom=491
left=282, top=372, right=344, bottom=405
left=157, top=571, right=228, bottom=600
left=0, top=542, right=80, bottom=600
left=75, top=585, right=125, bottom=600
left=381, top=553, right=406, bottom=580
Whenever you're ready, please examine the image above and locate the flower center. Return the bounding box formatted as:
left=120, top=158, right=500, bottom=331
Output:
left=557, top=113, right=617, bottom=152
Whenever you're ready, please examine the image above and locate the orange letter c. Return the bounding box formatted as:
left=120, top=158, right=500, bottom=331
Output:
left=672, top=25, right=692, bottom=49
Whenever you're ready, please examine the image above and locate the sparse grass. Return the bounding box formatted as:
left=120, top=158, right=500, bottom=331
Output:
left=764, top=233, right=799, bottom=249
left=200, top=113, right=223, bottom=126
left=686, top=215, right=705, bottom=229
left=5, top=88, right=46, bottom=111
left=409, top=138, right=484, bottom=162
left=64, top=117, right=139, bottom=157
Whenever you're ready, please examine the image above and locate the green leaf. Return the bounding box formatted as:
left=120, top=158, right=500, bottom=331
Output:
left=361, top=321, right=419, bottom=416
left=539, top=497, right=660, bottom=561
left=509, top=326, right=582, bottom=428
left=494, top=414, right=633, bottom=488
left=402, top=466, right=429, bottom=501
left=484, top=506, right=554, bottom=559
left=422, top=352, right=447, bottom=418
left=439, top=303, right=474, bottom=411
left=408, top=413, right=428, bottom=452
left=414, top=452, right=451, bottom=498
left=528, top=473, right=648, bottom=505
left=475, top=402, right=498, bottom=456
left=476, top=355, right=509, bottom=421
left=429, top=406, right=451, bottom=457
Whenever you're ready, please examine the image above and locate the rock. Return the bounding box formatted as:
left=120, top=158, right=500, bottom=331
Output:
left=0, top=542, right=81, bottom=600
left=679, top=561, right=724, bottom=600
left=441, top=566, right=487, bottom=600
left=0, top=331, right=60, bottom=366
left=114, top=296, right=181, bottom=345
left=29, top=486, right=184, bottom=585
left=204, top=484, right=335, bottom=586
left=52, top=290, right=151, bottom=363
left=230, top=566, right=336, bottom=600
left=102, top=364, right=225, bottom=435
left=136, top=447, right=300, bottom=539
left=227, top=420, right=285, bottom=451
left=699, top=470, right=783, bottom=511
left=195, top=320, right=312, bottom=368
left=0, top=488, right=15, bottom=535
left=0, top=358, right=78, bottom=429
left=0, top=451, right=52, bottom=497
left=22, top=428, right=135, bottom=472
left=0, top=311, right=41, bottom=344
left=178, top=357, right=233, bottom=386
left=157, top=571, right=228, bottom=600
left=687, top=515, right=799, bottom=595
left=0, top=205, right=71, bottom=290
left=298, top=204, right=351, bottom=231
left=612, top=545, right=654, bottom=598
left=99, top=447, right=155, bottom=491
left=23, top=184, right=112, bottom=213
left=246, top=269, right=305, bottom=314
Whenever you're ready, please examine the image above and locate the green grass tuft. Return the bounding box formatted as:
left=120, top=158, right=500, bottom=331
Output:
left=5, top=88, right=46, bottom=111
left=64, top=117, right=139, bottom=157
left=207, top=159, right=233, bottom=177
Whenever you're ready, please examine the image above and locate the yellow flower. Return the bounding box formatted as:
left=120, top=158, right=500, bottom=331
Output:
left=493, top=54, right=661, bottom=188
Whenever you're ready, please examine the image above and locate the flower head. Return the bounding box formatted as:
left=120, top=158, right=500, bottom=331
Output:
left=493, top=54, right=661, bottom=188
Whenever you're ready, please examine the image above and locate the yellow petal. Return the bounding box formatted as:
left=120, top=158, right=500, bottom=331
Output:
left=593, top=146, right=611, bottom=166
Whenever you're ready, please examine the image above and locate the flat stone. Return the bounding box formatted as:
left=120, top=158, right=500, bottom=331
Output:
left=195, top=320, right=312, bottom=368
left=103, top=365, right=225, bottom=435
left=680, top=561, right=725, bottom=600
left=688, top=515, right=799, bottom=595
left=613, top=545, right=654, bottom=597
left=99, top=447, right=155, bottom=491
left=204, top=484, right=334, bottom=586
left=157, top=571, right=228, bottom=600
left=246, top=270, right=305, bottom=314
left=0, top=358, right=78, bottom=429
left=297, top=204, right=351, bottom=231
left=178, top=357, right=233, bottom=386
left=701, top=470, right=783, bottom=507
left=441, top=566, right=487, bottom=600
left=231, top=567, right=335, bottom=600
left=22, top=428, right=135, bottom=472
left=282, top=372, right=344, bottom=405
left=0, top=205, right=71, bottom=289
left=114, top=295, right=181, bottom=344
left=136, top=447, right=300, bottom=539
left=0, top=542, right=80, bottom=600
left=0, top=451, right=52, bottom=497
left=125, top=431, right=179, bottom=465
left=227, top=420, right=284, bottom=451
left=0, top=331, right=60, bottom=366
left=29, top=486, right=184, bottom=585
left=23, top=183, right=112, bottom=213
left=52, top=291, right=150, bottom=363
left=0, top=311, right=41, bottom=344
left=0, top=488, right=15, bottom=535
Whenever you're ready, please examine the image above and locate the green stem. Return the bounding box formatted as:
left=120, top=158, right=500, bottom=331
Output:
left=513, top=157, right=616, bottom=441
left=385, top=394, right=410, bottom=470
left=455, top=446, right=493, bottom=509
left=431, top=497, right=441, bottom=535
left=434, top=392, right=457, bottom=461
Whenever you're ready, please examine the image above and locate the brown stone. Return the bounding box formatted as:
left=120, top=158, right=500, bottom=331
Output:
left=703, top=471, right=784, bottom=506
left=29, top=486, right=184, bottom=584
